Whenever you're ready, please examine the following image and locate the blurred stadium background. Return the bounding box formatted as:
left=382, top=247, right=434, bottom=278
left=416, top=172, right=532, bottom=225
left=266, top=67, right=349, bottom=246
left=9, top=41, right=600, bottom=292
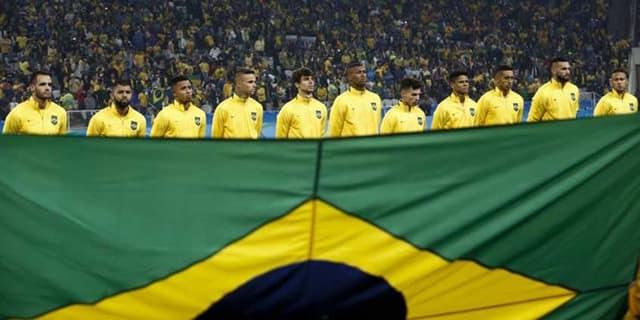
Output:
left=0, top=0, right=639, bottom=137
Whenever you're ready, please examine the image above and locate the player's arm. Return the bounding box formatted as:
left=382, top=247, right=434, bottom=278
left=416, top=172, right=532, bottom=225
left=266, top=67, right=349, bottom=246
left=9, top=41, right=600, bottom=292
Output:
left=275, top=107, right=291, bottom=139
left=328, top=97, right=345, bottom=137
left=380, top=109, right=396, bottom=134
left=198, top=111, right=206, bottom=138
left=474, top=96, right=488, bottom=126
left=58, top=112, right=68, bottom=134
left=573, top=90, right=580, bottom=117
left=2, top=110, right=21, bottom=134
left=375, top=96, right=383, bottom=133
left=255, top=108, right=263, bottom=139
left=430, top=104, right=446, bottom=130
left=527, top=90, right=545, bottom=122
left=150, top=111, right=168, bottom=138
left=516, top=96, right=524, bottom=123
left=320, top=105, right=328, bottom=137
left=86, top=114, right=102, bottom=136
left=593, top=97, right=609, bottom=117
left=212, top=106, right=225, bottom=138
left=138, top=117, right=147, bottom=137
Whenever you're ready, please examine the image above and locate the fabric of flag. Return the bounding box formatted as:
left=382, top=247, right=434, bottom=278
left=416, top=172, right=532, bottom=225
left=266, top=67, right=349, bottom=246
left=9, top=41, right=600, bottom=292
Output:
left=1, top=114, right=640, bottom=319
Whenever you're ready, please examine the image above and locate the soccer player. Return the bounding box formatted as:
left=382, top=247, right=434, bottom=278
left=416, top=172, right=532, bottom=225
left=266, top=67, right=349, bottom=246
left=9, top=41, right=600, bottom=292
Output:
left=474, top=65, right=524, bottom=126
left=527, top=57, right=580, bottom=122
left=86, top=79, right=146, bottom=137
left=150, top=76, right=206, bottom=139
left=3, top=70, right=67, bottom=135
left=380, top=77, right=426, bottom=134
left=328, top=61, right=382, bottom=137
left=431, top=71, right=477, bottom=130
left=275, top=67, right=327, bottom=139
left=212, top=68, right=264, bottom=139
left=594, top=69, right=638, bottom=116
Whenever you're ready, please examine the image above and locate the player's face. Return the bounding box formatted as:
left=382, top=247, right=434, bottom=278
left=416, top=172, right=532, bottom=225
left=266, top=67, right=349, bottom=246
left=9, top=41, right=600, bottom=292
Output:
left=235, top=73, right=257, bottom=97
left=296, top=75, right=315, bottom=94
left=552, top=62, right=571, bottom=83
left=172, top=80, right=193, bottom=104
left=347, top=65, right=367, bottom=89
left=450, top=75, right=469, bottom=96
left=31, top=75, right=53, bottom=101
left=495, top=70, right=515, bottom=92
left=610, top=72, right=627, bottom=93
left=401, top=87, right=421, bottom=107
left=112, top=84, right=132, bottom=109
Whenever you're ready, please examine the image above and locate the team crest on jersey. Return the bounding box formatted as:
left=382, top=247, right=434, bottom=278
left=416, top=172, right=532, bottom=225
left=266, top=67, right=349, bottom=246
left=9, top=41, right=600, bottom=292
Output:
left=630, top=103, right=635, bottom=111
left=570, top=92, right=576, bottom=101
left=513, top=102, right=519, bottom=111
left=417, top=116, right=423, bottom=126
left=315, top=110, right=322, bottom=119
left=371, top=102, right=378, bottom=111
left=194, top=116, right=201, bottom=126
left=50, top=115, right=58, bottom=125
left=251, top=112, right=257, bottom=121
left=469, top=108, right=476, bottom=116
left=130, top=121, right=138, bottom=130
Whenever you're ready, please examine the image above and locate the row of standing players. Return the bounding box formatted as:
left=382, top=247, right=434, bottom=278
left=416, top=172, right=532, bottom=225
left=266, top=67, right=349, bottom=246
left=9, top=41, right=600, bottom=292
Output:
left=3, top=61, right=640, bottom=319
left=2, top=58, right=638, bottom=138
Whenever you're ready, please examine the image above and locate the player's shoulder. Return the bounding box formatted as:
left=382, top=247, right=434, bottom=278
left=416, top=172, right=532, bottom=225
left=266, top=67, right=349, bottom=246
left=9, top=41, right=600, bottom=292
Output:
left=310, top=98, right=328, bottom=111
left=510, top=90, right=524, bottom=100
left=129, top=107, right=147, bottom=121
left=414, top=106, right=426, bottom=117
left=49, top=102, right=68, bottom=115
left=248, top=97, right=264, bottom=111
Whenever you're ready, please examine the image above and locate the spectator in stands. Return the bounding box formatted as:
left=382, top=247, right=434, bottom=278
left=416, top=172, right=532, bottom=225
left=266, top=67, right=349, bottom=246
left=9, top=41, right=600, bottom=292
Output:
left=212, top=67, right=263, bottom=139
left=2, top=71, right=67, bottom=135
left=431, top=71, right=477, bottom=130
left=380, top=77, right=426, bottom=134
left=474, top=65, right=524, bottom=126
left=527, top=57, right=580, bottom=122
left=150, top=75, right=205, bottom=139
left=593, top=69, right=638, bottom=116
left=86, top=78, right=146, bottom=137
left=275, top=67, right=327, bottom=139
left=0, top=1, right=632, bottom=110
left=328, top=61, right=382, bottom=137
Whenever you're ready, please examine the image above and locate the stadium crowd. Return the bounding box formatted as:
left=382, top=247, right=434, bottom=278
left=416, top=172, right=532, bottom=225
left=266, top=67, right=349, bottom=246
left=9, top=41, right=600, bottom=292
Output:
left=0, top=0, right=634, bottom=120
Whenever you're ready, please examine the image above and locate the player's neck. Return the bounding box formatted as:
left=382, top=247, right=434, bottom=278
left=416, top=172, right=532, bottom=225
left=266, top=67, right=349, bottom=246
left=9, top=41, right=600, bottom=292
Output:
left=299, top=91, right=312, bottom=99
left=116, top=106, right=129, bottom=116
left=614, top=89, right=625, bottom=96
left=33, top=96, right=47, bottom=109
left=454, top=92, right=465, bottom=102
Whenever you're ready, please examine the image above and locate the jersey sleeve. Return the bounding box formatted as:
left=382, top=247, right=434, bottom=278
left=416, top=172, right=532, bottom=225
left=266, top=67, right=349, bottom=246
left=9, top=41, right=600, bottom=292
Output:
left=150, top=111, right=169, bottom=138
left=275, top=106, right=291, bottom=139
left=380, top=109, right=396, bottom=134
left=328, top=97, right=345, bottom=137
left=2, top=110, right=21, bottom=134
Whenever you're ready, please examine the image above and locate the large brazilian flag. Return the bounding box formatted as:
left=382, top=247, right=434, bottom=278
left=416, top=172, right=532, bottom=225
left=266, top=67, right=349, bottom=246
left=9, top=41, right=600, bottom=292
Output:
left=1, top=114, right=640, bottom=319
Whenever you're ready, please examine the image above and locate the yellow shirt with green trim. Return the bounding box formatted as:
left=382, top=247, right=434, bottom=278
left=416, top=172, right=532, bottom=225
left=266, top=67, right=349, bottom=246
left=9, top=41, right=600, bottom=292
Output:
left=2, top=97, right=67, bottom=135
left=475, top=88, right=524, bottom=126
left=86, top=104, right=146, bottom=137
left=150, top=101, right=206, bottom=138
left=276, top=94, right=327, bottom=139
left=380, top=101, right=426, bottom=134
left=431, top=93, right=477, bottom=130
left=212, top=94, right=264, bottom=139
left=527, top=79, right=579, bottom=122
left=594, top=91, right=638, bottom=116
left=328, top=87, right=382, bottom=137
